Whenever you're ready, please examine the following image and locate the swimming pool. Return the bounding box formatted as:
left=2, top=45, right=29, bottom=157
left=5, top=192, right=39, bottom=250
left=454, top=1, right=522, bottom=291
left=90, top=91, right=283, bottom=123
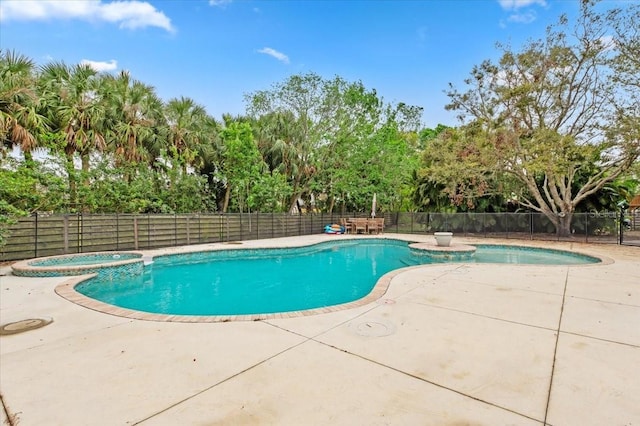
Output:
left=74, top=239, right=599, bottom=317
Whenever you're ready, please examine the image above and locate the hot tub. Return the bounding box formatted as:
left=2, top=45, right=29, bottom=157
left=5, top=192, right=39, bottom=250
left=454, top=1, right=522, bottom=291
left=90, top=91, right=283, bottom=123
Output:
left=11, top=252, right=144, bottom=278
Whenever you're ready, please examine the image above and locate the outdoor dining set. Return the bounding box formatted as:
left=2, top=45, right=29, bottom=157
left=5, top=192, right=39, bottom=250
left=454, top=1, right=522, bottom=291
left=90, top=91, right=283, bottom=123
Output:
left=340, top=217, right=385, bottom=234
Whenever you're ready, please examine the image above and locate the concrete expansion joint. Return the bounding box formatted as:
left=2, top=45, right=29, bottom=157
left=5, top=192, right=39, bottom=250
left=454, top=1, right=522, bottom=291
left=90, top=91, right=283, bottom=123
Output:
left=543, top=269, right=570, bottom=424
left=323, top=341, right=543, bottom=424
left=559, top=330, right=640, bottom=349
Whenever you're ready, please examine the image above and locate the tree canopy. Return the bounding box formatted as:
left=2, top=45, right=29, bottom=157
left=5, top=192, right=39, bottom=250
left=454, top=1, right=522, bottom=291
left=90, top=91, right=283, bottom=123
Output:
left=1, top=59, right=425, bottom=221
left=421, top=0, right=639, bottom=235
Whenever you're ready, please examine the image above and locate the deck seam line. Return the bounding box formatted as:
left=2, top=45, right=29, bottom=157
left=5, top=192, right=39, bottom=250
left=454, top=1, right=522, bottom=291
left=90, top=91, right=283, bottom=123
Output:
left=132, top=324, right=313, bottom=425
left=408, top=300, right=560, bottom=332
left=558, top=330, right=639, bottom=349
left=316, top=341, right=543, bottom=424
left=543, top=267, right=570, bottom=425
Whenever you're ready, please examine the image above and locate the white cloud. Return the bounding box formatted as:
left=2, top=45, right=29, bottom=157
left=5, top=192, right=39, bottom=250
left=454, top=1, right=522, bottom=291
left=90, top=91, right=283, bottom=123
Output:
left=508, top=11, right=537, bottom=24
left=498, top=0, right=546, bottom=10
left=257, top=47, right=290, bottom=64
left=209, top=0, right=232, bottom=7
left=0, top=0, right=174, bottom=33
left=81, top=58, right=118, bottom=72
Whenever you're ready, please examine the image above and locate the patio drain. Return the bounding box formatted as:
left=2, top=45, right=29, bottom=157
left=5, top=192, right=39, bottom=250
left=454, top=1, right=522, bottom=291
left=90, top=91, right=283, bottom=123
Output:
left=0, top=318, right=53, bottom=335
left=348, top=318, right=396, bottom=337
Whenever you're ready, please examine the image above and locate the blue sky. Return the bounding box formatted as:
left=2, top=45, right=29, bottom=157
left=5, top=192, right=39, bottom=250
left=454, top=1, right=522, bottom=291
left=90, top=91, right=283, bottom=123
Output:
left=0, top=0, right=585, bottom=128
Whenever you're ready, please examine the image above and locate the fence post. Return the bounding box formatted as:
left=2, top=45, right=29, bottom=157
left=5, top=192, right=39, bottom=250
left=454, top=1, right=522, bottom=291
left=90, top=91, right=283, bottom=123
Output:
left=483, top=213, right=487, bottom=238
left=585, top=213, right=589, bottom=243
left=116, top=213, right=120, bottom=250
left=77, top=213, right=82, bottom=253
left=505, top=214, right=509, bottom=239
left=34, top=212, right=38, bottom=258
left=529, top=212, right=533, bottom=240
left=186, top=216, right=191, bottom=245
left=133, top=216, right=139, bottom=250
left=63, top=215, right=69, bottom=254
left=80, top=213, right=85, bottom=253
left=619, top=207, right=625, bottom=245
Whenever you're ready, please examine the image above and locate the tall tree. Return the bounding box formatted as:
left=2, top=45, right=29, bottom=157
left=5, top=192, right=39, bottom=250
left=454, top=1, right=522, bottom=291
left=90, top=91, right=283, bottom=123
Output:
left=164, top=96, right=216, bottom=173
left=412, top=125, right=454, bottom=211
left=246, top=72, right=411, bottom=213
left=218, top=120, right=265, bottom=212
left=434, top=1, right=639, bottom=235
left=38, top=61, right=108, bottom=209
left=0, top=50, right=46, bottom=162
left=246, top=73, right=327, bottom=212
left=102, top=71, right=165, bottom=168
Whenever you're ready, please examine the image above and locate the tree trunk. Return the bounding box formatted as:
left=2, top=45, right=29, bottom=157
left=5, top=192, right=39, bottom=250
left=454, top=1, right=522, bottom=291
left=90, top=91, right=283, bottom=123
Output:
left=288, top=177, right=301, bottom=213
left=554, top=213, right=573, bottom=237
left=65, top=152, right=77, bottom=211
left=81, top=154, right=90, bottom=181
left=222, top=185, right=231, bottom=213
left=80, top=153, right=91, bottom=212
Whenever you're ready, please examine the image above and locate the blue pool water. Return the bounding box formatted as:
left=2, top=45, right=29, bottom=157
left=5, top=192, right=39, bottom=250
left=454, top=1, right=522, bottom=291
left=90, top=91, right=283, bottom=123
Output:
left=76, top=239, right=598, bottom=316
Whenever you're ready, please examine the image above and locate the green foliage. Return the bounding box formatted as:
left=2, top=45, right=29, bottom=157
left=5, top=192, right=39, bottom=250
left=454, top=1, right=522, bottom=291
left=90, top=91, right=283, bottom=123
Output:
left=76, top=160, right=215, bottom=213
left=219, top=121, right=267, bottom=212
left=0, top=158, right=67, bottom=246
left=1, top=49, right=46, bottom=157
left=438, top=2, right=640, bottom=235
left=248, top=171, right=292, bottom=212
left=0, top=199, right=23, bottom=248
left=0, top=158, right=67, bottom=212
left=575, top=175, right=639, bottom=212
left=162, top=166, right=216, bottom=213
left=246, top=72, right=423, bottom=213
left=4, top=50, right=431, bottom=218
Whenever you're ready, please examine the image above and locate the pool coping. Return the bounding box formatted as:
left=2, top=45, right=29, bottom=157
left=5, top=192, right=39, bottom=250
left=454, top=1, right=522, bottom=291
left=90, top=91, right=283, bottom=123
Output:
left=51, top=235, right=613, bottom=323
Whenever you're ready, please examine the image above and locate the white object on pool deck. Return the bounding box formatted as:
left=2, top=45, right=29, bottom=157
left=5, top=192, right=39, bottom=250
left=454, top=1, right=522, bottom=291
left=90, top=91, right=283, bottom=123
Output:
left=434, top=232, right=453, bottom=247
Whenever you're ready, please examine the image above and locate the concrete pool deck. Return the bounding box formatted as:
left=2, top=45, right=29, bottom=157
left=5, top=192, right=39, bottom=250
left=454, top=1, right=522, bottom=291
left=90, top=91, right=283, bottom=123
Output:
left=0, top=234, right=638, bottom=425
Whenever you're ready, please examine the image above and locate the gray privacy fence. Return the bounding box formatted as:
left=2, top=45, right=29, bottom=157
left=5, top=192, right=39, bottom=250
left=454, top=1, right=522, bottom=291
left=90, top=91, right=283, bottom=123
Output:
left=1, top=211, right=625, bottom=262
left=1, top=213, right=349, bottom=261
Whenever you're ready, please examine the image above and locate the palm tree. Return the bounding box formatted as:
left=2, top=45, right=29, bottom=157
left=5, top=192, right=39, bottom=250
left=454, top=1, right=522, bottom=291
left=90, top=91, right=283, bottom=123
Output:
left=38, top=61, right=108, bottom=209
left=0, top=50, right=47, bottom=162
left=101, top=71, right=165, bottom=168
left=253, top=111, right=314, bottom=212
left=164, top=96, right=212, bottom=173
